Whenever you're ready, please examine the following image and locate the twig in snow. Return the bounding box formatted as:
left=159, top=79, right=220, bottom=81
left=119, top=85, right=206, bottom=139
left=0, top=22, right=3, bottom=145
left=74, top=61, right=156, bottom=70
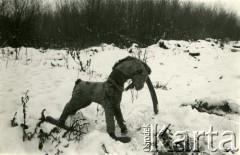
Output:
left=68, top=49, right=91, bottom=72
left=25, top=48, right=28, bottom=65
left=165, top=75, right=175, bottom=87
left=155, top=75, right=176, bottom=90
left=21, top=90, right=29, bottom=141
left=60, top=52, right=69, bottom=69
left=102, top=144, right=109, bottom=154
left=142, top=49, right=148, bottom=63
left=27, top=109, right=46, bottom=140
left=10, top=112, right=18, bottom=127
left=96, top=104, right=100, bottom=117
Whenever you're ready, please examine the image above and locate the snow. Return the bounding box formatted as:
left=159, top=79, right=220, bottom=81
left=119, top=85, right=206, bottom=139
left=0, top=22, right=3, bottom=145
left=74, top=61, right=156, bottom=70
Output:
left=0, top=39, right=239, bottom=155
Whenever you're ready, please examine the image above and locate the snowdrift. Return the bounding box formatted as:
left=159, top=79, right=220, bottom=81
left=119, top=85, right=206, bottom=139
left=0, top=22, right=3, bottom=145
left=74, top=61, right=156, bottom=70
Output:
left=0, top=39, right=239, bottom=155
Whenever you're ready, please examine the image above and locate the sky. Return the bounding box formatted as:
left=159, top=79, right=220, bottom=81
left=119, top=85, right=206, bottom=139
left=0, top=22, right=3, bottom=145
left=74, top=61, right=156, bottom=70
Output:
left=46, top=0, right=240, bottom=16
left=180, top=0, right=240, bottom=16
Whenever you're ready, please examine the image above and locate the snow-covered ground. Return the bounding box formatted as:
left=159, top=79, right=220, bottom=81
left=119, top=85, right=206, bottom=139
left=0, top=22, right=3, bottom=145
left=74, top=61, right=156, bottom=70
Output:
left=0, top=39, right=239, bottom=155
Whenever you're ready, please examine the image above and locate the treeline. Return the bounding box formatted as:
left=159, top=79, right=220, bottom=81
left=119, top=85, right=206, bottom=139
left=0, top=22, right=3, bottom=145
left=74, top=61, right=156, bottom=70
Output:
left=0, top=0, right=240, bottom=49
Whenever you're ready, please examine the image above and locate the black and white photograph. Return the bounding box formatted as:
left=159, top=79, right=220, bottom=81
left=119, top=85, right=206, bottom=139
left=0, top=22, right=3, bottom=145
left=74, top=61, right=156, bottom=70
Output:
left=0, top=0, right=239, bottom=154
